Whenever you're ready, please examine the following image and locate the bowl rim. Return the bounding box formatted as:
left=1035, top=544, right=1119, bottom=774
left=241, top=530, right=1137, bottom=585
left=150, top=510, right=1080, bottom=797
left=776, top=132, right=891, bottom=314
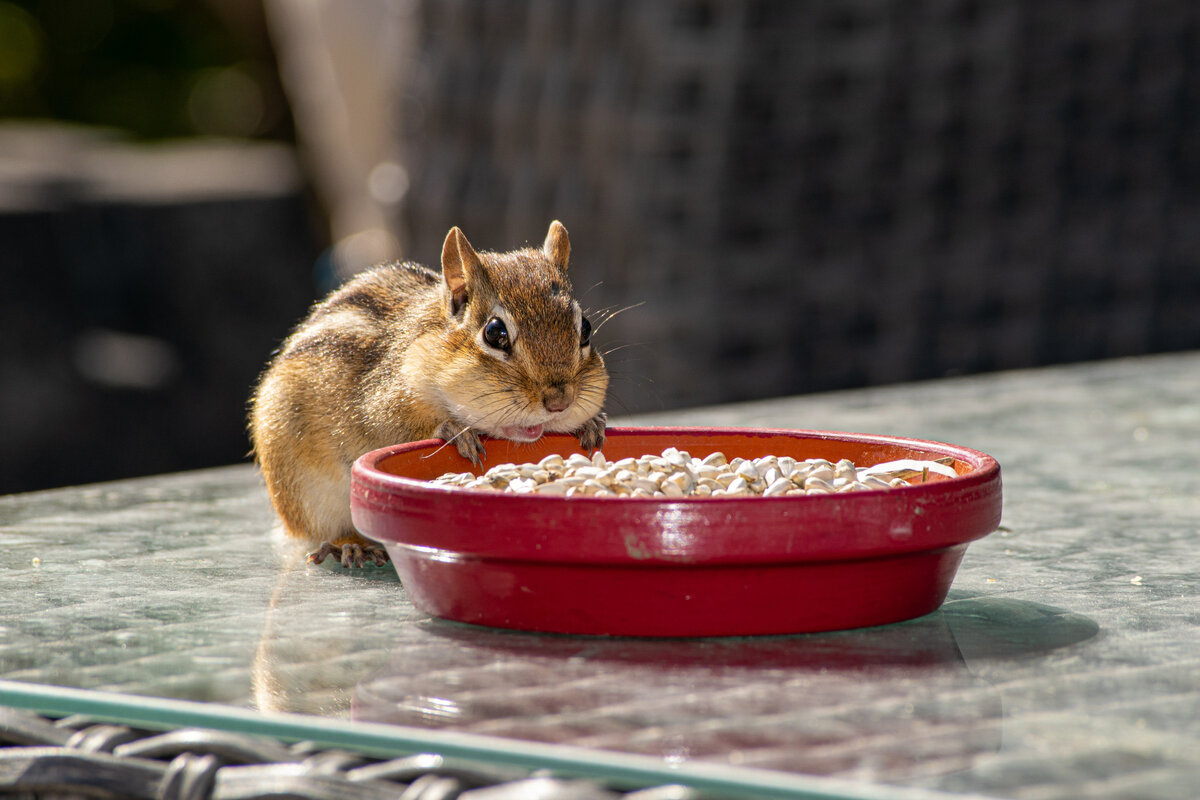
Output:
left=350, top=426, right=1003, bottom=565
left=352, top=424, right=1000, bottom=501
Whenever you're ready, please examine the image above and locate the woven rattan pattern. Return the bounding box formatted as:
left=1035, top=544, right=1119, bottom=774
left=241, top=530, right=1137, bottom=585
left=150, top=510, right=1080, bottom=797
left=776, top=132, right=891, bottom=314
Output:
left=392, top=0, right=1200, bottom=410
left=0, top=708, right=694, bottom=800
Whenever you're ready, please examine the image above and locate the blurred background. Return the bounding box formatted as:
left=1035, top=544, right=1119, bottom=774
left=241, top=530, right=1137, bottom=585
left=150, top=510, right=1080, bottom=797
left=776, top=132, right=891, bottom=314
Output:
left=2, top=0, right=1198, bottom=494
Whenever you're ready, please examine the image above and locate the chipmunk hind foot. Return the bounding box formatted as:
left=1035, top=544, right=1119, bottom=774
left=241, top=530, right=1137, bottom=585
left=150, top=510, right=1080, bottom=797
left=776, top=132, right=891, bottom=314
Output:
left=306, top=532, right=390, bottom=569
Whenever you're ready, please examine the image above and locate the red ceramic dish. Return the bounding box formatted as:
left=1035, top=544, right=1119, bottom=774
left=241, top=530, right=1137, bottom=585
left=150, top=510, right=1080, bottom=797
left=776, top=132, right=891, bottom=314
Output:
left=350, top=427, right=1002, bottom=637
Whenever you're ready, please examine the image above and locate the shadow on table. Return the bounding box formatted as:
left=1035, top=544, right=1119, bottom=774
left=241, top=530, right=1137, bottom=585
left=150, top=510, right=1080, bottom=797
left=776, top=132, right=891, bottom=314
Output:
left=939, top=593, right=1100, bottom=663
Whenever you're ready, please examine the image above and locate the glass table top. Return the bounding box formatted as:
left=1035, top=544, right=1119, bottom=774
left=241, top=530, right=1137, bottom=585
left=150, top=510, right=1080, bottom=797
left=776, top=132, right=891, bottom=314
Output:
left=3, top=351, right=1199, bottom=799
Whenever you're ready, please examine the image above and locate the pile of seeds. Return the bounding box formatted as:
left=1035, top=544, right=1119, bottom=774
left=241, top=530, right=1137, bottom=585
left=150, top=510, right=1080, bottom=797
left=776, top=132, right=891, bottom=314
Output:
left=429, top=448, right=958, bottom=498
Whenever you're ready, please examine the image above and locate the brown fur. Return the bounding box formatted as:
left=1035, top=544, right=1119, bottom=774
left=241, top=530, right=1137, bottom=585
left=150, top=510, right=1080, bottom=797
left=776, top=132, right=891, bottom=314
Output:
left=249, top=222, right=608, bottom=556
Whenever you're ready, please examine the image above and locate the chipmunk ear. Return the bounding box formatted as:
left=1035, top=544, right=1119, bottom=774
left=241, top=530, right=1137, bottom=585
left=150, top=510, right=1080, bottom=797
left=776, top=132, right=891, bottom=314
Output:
left=441, top=226, right=481, bottom=315
left=543, top=220, right=570, bottom=273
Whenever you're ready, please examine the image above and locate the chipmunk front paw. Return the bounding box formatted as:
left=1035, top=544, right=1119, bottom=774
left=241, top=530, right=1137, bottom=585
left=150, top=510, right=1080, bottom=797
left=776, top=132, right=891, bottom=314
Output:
left=435, top=419, right=486, bottom=467
left=576, top=412, right=607, bottom=452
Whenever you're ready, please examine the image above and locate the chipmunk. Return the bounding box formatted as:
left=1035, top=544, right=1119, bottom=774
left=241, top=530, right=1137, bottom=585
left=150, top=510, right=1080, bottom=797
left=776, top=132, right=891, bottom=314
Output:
left=249, top=221, right=608, bottom=567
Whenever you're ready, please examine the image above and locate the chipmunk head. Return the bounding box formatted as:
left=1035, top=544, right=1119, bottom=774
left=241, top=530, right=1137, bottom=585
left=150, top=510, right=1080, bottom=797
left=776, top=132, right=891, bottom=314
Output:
left=433, top=221, right=607, bottom=443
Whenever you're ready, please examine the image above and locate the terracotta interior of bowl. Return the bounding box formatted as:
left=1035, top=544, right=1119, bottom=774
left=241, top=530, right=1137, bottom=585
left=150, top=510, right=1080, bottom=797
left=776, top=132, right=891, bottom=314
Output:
left=369, top=428, right=978, bottom=485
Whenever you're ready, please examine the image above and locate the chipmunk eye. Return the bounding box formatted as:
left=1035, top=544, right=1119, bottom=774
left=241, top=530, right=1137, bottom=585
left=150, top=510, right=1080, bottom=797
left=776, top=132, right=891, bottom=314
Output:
left=483, top=317, right=510, bottom=351
left=580, top=316, right=592, bottom=348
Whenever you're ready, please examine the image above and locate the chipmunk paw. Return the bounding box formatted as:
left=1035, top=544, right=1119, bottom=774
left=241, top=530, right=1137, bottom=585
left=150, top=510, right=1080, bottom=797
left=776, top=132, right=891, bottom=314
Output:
left=576, top=412, right=607, bottom=452
left=306, top=541, right=390, bottom=568
left=436, top=420, right=486, bottom=467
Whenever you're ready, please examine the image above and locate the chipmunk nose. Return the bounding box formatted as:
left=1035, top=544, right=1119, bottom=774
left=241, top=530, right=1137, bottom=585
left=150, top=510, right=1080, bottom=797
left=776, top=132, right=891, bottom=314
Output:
left=542, top=384, right=574, bottom=413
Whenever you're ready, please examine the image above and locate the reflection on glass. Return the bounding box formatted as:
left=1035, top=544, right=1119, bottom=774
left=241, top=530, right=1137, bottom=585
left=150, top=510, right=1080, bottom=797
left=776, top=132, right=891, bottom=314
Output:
left=353, top=596, right=1098, bottom=778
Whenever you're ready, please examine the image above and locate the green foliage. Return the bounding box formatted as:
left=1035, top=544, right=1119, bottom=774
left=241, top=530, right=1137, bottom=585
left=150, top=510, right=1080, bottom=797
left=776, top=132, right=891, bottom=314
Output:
left=0, top=0, right=286, bottom=139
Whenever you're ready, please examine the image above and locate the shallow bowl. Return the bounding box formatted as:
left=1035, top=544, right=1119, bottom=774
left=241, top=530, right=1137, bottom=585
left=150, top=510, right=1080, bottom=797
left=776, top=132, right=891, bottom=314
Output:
left=350, top=426, right=1002, bottom=636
